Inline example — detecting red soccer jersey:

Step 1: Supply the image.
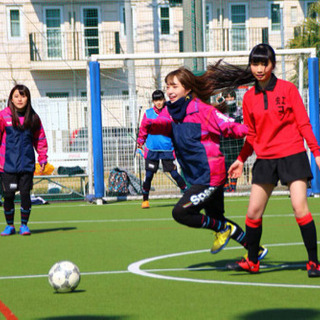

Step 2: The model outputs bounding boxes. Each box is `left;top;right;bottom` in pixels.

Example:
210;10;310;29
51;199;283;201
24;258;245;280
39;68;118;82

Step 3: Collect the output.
238;74;320;162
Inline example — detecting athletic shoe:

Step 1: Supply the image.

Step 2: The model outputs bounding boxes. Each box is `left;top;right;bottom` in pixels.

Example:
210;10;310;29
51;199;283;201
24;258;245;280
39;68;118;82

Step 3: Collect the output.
244;245;269;261
141;200;150;209
210;222;233;254
19;224;31;236
307;261;320;277
1;225;16;236
226;258;260;273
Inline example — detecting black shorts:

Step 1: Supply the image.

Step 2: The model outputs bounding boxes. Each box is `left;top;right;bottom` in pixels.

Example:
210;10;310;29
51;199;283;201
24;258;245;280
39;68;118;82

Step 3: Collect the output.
145;159;176;173
1;172;34;193
252;152;313;185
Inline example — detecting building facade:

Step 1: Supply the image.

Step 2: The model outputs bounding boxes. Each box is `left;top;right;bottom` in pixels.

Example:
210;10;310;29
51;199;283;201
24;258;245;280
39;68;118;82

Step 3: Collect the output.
0;0;316;100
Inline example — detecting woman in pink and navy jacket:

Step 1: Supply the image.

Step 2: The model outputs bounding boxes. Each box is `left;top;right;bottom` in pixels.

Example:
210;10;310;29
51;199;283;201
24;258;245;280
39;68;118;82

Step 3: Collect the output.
137;66;264;256
0;84;48;236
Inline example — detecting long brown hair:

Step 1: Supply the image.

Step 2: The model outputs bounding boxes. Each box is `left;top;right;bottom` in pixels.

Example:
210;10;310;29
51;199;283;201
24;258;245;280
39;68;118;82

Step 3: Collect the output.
8;84;41;133
165;61;254;109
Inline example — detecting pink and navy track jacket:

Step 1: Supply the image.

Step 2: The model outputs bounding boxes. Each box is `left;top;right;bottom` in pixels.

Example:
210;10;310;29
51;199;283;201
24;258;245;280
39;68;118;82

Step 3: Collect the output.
139;106;175;159
0;107;48;173
138;98;248;187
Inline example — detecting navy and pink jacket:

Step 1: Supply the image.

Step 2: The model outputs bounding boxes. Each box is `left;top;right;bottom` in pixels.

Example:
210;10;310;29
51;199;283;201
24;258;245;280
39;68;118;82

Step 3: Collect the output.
138;97;248;187
0;107;48;173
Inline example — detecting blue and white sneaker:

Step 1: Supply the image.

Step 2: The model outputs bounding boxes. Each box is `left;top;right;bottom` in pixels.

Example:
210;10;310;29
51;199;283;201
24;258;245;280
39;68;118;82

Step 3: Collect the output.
244;245;268;261
1;225;16;236
19;224;31;236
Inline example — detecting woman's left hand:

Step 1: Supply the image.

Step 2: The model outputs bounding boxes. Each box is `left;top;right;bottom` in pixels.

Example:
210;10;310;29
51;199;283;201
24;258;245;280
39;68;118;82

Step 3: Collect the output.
40;163;46;173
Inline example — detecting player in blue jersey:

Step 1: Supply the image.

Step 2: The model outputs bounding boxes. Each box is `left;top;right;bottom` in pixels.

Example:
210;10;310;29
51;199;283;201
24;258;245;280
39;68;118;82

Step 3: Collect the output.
137;90;187;208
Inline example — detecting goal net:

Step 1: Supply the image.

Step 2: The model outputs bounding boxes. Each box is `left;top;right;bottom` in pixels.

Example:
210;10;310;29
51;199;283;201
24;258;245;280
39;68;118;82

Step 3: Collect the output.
87;48;319;200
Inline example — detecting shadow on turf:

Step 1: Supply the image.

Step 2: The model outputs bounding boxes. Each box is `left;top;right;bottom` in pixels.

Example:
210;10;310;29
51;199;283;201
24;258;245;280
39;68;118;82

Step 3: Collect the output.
188;259;233;271
31;227;77;234
39;316;133;320
53;289;86;294
237;308;320;320
148;204;175;208
188;260;307;273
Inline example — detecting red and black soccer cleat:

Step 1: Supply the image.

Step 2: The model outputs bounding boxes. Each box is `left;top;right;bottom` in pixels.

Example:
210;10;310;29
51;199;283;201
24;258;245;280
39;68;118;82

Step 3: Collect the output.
306;261;320;278
226;258;260;273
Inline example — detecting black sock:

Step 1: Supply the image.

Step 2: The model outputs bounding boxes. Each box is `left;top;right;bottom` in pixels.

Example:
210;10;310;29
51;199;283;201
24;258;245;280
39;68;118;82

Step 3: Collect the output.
4;209;14;225
201;215;224;232
246;225;262;264
225;219;247;247
21;208;31;225
299;220;318;263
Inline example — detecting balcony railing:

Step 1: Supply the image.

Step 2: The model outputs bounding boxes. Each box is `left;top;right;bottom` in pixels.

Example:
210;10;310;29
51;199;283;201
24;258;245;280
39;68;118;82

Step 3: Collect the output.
206;27;270;52
29;27;276;62
29;30;123;61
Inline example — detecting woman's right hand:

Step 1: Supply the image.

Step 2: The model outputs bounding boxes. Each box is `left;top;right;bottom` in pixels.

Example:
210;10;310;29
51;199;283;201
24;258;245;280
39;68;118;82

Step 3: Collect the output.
228;160;244;179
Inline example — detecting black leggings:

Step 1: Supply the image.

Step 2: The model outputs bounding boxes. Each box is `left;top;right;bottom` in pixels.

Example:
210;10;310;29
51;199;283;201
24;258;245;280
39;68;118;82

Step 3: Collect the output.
4;190;31;211
172;184;247;246
172;185;225;231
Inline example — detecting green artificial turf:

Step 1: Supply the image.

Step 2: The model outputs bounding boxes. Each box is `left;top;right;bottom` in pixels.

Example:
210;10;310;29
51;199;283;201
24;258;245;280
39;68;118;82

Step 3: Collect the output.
0;196;319;319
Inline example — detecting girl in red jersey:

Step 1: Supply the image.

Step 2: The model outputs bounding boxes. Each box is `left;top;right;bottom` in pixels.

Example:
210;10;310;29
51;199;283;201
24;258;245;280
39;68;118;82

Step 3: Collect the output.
228;43;320;277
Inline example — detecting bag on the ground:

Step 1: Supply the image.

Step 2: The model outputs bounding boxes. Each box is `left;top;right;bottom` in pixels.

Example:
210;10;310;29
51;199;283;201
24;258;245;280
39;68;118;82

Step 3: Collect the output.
108;168;129;196
57;166;85;175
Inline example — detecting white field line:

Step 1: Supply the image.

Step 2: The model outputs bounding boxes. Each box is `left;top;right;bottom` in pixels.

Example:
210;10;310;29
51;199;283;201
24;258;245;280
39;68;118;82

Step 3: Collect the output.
1;242;320;288
29;196;305;211
16;211;320;226
127;243;320;289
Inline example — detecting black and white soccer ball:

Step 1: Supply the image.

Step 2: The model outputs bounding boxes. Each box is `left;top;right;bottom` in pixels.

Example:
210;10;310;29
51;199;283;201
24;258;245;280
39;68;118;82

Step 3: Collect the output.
48;261;81;293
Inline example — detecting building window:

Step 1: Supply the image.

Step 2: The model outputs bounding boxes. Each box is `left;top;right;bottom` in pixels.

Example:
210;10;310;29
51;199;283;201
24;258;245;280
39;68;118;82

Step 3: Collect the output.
83;7;99;57
271;3;281;31
217;8;224;24
307;1;317;19
178;30;183;52
45;8;62;58
262;28;269;44
81;91;104;97
121;7;127;36
160;6;171;35
10;9;20;37
46;92;69;98
7;7;22;39
294;26;302;38
120;6;136;38
230;4;247;51
206;4;213;51
169;0;182;5
291;6;298;24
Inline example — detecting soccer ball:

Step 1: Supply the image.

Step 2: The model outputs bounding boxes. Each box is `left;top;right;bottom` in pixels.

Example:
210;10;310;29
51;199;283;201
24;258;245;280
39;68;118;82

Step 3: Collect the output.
48;261;81;293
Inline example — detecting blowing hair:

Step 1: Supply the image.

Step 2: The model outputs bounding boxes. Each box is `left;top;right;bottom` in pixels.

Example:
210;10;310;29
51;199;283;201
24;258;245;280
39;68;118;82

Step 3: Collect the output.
165;61;254;107
8;84;41;133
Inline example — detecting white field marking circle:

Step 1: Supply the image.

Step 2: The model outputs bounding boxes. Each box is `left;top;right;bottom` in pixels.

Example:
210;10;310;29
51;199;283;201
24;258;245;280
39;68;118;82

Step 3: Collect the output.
128;242;320;289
